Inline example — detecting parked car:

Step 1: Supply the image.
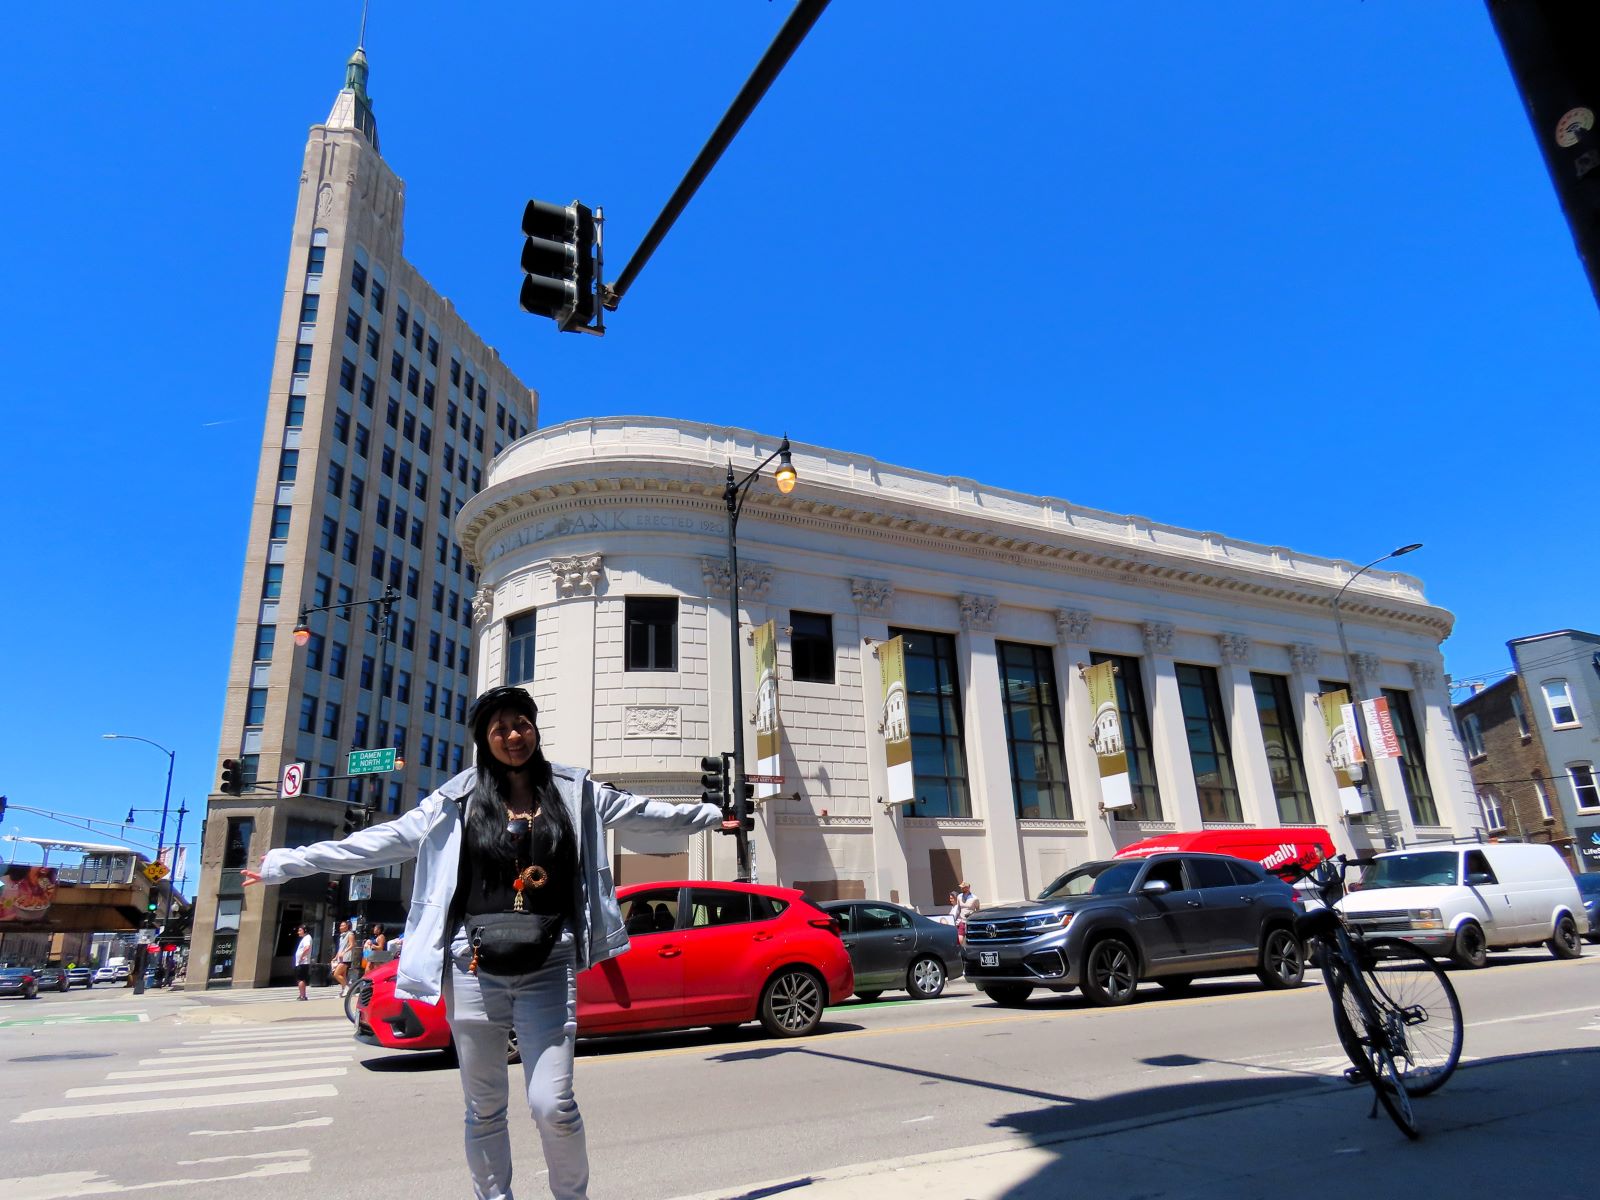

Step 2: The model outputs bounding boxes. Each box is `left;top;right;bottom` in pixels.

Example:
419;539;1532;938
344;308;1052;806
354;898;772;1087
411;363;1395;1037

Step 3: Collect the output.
1339;842;1588;967
1576;873;1600;944
32;966;70;993
65;967;94;989
817;899;962;1000
963;851;1306;1008
93;966;119;984
112;963;131;981
356;881;853;1059
0;967;41;1000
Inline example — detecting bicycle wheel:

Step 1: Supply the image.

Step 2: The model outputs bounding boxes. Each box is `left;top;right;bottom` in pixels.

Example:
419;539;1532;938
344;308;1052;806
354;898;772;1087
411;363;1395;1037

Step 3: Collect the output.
1330;981;1421;1139
1332;937;1462;1096
344;973;368;1025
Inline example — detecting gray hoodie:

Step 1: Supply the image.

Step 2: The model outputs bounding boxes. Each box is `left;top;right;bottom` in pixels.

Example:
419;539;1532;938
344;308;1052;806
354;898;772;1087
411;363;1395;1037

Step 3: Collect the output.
258;764;721;1003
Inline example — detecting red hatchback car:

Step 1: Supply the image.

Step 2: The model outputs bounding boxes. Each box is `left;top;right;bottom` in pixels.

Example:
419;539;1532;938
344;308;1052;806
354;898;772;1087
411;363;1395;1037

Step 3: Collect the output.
356;881;853;1057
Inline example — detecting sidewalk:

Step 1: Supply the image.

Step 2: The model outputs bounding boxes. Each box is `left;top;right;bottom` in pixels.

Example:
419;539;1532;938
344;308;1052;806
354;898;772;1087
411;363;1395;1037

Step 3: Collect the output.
668;1046;1597;1200
176;984;347;1025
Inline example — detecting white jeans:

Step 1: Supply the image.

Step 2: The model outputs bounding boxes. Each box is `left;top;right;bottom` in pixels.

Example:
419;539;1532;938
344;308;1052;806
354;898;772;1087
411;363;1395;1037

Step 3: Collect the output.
445;928;588;1200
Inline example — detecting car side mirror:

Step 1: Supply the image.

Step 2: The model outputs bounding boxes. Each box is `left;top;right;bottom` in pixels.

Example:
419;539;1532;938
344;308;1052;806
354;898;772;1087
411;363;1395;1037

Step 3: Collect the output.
1467;872;1493;887
1142;879;1172;896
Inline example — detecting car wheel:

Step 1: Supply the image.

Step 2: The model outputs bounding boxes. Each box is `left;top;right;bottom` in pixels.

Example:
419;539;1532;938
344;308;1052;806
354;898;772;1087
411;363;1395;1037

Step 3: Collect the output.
982;984;1033;1007
1081;937;1139;1007
1548;914;1582;960
1450;922;1488;969
854;990;883;1003
906;956;947;1000
1156;975;1194;994
1258;927;1306;989
759;968;825;1038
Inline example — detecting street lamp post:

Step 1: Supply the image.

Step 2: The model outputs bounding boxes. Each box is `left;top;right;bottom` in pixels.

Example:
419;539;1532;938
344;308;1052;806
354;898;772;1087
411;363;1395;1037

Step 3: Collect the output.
102;732;175;885
1331;542;1422;847
722;437;797;883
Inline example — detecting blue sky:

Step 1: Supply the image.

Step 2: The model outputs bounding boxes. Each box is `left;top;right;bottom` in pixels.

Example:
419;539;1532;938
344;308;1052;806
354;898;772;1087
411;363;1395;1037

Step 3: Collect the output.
1;3;1594;874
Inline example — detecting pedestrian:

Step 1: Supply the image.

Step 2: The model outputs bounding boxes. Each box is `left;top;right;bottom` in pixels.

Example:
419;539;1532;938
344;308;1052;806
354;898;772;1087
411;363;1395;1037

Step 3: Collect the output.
956;881;981;920
243;684;722;1200
362;923;388;971
293;925;313;1000
333;920;355;997
946;890;961;922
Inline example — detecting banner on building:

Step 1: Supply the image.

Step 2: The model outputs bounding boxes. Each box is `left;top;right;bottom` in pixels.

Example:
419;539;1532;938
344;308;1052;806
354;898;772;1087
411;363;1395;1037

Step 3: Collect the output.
752;620;783;797
1339;703;1367;765
879;636;915;804
1319;690;1369;814
0;865;58;922
1085;660;1133;809
1361;696;1402;759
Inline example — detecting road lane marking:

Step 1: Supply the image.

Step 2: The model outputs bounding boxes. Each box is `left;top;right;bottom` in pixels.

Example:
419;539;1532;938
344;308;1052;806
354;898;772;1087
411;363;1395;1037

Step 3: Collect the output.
0;1153;310;1198
143;1046;355;1066
109;1054;353;1079
13;1085;338;1123
1467;1005;1598;1029
66;1067;347;1098
185;1030;352;1045
190;1117;334;1137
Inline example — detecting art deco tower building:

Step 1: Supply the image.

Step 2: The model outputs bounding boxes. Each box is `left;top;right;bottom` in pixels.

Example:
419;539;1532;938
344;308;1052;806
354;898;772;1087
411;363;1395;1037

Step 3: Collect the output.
188;48;537;987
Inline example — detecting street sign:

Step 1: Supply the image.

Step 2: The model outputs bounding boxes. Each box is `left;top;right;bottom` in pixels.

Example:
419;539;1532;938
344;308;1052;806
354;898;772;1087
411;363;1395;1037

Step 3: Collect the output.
744;773;784;785
348;748;397;775
282;762;305;799
348;873;373;901
141;862;169;882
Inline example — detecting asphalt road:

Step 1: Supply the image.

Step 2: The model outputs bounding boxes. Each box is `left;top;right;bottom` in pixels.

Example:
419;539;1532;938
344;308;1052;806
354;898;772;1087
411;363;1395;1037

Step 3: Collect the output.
0;951;1595;1199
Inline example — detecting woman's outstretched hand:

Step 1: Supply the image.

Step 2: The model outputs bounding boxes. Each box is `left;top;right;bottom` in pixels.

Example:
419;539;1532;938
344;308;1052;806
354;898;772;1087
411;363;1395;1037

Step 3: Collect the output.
241;856;269;887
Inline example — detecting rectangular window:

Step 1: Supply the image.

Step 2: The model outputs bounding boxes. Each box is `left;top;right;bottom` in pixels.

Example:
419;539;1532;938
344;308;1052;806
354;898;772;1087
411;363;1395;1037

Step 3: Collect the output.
263;563;285;600
1570;763;1600;810
329;641;346;680
412;321;424;352
270;505;292;538
326;461;343;498
419;425;432;454
387;555;401;588
376;496;389;527
1460;712;1485;759
428;630;441;662
349;476;364;511
320;516;338;552
365;325;380;360
1383;688;1439;826
1090;653;1162;820
422;379;435;410
1478;789;1505;833
359;374;375;408
369;546;384;580
1536;775;1554;820
345;308;362;342
313;574;333;607
398;459;412;489
222;817;255;870
277;449;298;482
253;625;275;662
452;745;464;773
407;366;420;396
427;336;439;365
305;633;325;670
1542;680;1579;727
437;534;448;565
396;307;409;337
342;528;359;564
432;582;445;612
424;682;437;714
390;351;404;382
332;409;350;444
402;411;416;441
386;398;399;429
392;505;407;536
406;567;419;599
299;696;318;733
1250;673;1313;823
381;446;395;476
350;261;367;295
397;671;411;704
299;294;319;323
451;359;461;385
414;470;428;501
1176;664;1241;822
447;591;459;621
1511;691;1529;738
285;396;306;427
293;344;313;374
506;612;536;683
306;245;325;275
322;701;342;739
419;733;432;764
354;423;370;458
359;655;374;690
998;641;1070;819
371;279;385;312
240;755;260;788
790;611;835;684
625;597;678;671
244;687;268;725
354;712;369;747
889;628;971;818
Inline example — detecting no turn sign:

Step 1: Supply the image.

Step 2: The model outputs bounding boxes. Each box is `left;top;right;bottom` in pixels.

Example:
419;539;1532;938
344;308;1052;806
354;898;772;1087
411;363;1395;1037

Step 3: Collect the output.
282;762;305;799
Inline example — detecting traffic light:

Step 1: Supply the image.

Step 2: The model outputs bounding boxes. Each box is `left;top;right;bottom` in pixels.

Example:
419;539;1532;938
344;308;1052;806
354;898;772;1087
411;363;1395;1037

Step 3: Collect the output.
700;754;730;809
220;760;242;796
326;876;341;907
342;806;362;837
0;795;7;824
520;198;596;331
732;780;756;831
145;895;158;914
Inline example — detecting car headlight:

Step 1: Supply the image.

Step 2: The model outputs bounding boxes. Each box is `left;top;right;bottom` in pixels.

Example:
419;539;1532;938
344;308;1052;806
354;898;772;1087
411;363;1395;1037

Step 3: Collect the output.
1408;907;1443;929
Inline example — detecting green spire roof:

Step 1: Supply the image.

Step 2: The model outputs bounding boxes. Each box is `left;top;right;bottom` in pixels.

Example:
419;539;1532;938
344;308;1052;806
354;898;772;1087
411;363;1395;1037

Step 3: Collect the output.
327;45;380;152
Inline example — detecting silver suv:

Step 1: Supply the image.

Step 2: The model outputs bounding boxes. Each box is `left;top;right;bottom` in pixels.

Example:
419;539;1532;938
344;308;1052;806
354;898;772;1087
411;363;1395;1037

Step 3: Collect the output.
962;851;1305;1007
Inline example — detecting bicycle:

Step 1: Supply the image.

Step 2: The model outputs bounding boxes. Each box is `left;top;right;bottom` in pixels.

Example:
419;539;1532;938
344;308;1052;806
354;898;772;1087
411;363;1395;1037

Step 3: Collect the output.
1288;855;1464;1139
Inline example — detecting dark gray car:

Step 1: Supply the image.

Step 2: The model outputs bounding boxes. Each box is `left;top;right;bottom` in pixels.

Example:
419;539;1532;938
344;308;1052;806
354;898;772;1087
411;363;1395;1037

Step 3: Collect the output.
962;852;1305;1008
819;900;963;1000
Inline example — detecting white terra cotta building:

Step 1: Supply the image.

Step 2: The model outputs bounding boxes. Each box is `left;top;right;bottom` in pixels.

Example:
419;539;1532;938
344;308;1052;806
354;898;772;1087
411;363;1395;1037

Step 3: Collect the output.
455;417;1476;910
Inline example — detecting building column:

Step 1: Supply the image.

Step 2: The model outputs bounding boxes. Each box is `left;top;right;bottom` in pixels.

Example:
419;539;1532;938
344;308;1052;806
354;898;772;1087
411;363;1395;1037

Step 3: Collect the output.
1218;634;1276;827
1143;622;1202;830
958;596;1025;904
852;579;910;904
547;556;603;778
1409;658;1474;835
1054;608;1117;862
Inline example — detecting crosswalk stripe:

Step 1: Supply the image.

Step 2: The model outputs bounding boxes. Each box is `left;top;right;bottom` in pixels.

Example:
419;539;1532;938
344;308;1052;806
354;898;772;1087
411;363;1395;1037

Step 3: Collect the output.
13;1084;339;1123
140;1046;354;1067
66;1067;347;1099
109;1054;354;1080
184;1031;352;1047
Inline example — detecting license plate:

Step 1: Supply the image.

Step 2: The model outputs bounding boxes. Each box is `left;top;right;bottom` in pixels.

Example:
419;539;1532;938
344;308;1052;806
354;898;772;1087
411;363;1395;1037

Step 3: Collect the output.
980;951;999;968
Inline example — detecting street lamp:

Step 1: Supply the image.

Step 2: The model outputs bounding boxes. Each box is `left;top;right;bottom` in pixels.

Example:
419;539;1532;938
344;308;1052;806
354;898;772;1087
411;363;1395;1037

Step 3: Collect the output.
102;733;175;881
1331;542;1422;846
723;436;798;883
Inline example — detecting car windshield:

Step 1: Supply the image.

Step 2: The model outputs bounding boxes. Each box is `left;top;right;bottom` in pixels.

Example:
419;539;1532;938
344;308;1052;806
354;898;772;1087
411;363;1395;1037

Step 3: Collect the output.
1359;851;1459;889
1038;860;1141;900
1575;875;1600;897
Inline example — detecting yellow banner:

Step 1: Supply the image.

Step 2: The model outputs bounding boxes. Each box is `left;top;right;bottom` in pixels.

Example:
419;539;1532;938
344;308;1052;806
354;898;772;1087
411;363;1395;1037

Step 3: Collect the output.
880;636;914;803
1318;690;1357;790
753;620;781;795
1085;660;1133;809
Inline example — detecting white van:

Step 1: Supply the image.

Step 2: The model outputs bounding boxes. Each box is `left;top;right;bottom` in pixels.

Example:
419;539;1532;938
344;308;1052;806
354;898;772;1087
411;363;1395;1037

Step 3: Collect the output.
1338;842;1587;967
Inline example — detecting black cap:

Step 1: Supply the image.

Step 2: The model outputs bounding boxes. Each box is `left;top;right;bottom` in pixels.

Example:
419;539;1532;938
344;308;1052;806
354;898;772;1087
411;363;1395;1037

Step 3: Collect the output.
467;686;538;742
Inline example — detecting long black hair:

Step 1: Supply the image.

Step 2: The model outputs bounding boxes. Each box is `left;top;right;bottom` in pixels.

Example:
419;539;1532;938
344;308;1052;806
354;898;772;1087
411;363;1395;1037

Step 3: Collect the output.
463;687;574;881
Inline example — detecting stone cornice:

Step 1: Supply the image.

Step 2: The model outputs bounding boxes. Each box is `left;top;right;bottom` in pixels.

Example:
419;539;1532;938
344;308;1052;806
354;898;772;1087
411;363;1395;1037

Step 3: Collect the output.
457;417;1453;638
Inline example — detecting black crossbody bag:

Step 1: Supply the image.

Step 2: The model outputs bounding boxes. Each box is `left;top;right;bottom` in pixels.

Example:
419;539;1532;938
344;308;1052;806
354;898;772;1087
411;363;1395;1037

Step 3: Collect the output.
466;911;564;976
